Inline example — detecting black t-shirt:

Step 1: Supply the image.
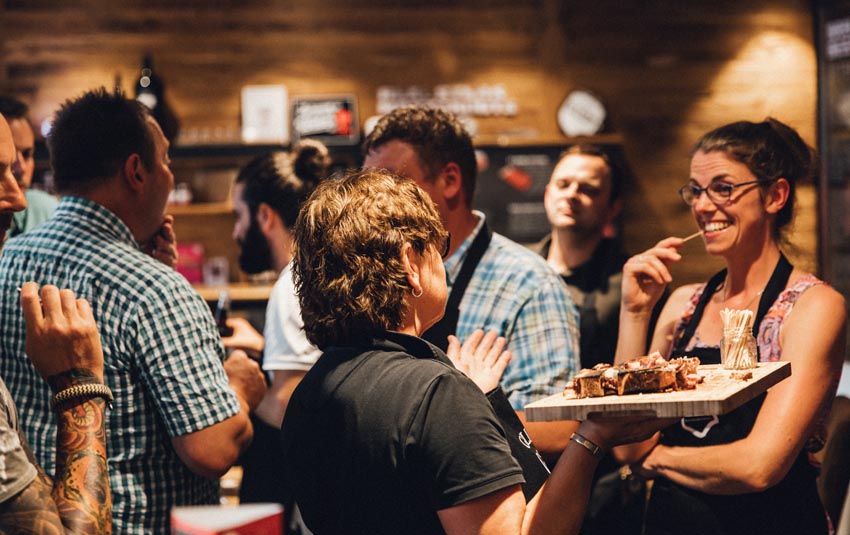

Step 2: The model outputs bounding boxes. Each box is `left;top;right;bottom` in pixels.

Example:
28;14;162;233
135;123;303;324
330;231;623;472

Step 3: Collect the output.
281;332;525;535
536;236;627;369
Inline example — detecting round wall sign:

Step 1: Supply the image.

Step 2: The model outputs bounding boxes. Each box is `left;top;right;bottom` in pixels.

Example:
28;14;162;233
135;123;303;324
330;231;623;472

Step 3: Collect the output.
557;90;606;137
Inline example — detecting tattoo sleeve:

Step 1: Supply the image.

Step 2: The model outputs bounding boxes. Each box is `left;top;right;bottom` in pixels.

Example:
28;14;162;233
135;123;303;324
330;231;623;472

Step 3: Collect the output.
53;396;112;534
0;367;112;535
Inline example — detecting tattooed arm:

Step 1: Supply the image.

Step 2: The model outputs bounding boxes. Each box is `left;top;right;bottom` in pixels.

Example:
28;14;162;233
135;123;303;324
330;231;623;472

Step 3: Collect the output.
0;283;111;534
0;396;109;535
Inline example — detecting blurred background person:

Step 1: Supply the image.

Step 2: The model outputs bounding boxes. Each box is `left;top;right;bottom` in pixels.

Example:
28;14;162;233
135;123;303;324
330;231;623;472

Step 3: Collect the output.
538;144;627;370
0;95;59;238
223;140;330;531
616;118;845;535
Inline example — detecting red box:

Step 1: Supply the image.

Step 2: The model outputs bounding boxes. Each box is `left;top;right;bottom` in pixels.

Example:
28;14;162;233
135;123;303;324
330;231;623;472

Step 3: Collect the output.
171;503;283;535
175;242;205;284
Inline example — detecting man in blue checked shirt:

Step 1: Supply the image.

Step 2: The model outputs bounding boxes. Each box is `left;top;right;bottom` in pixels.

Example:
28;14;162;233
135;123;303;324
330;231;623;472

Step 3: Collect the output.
0;88;267;534
363;106;581;468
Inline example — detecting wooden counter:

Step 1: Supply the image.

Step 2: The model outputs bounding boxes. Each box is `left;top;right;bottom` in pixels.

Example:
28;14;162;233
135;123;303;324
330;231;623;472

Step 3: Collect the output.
193;283;273;303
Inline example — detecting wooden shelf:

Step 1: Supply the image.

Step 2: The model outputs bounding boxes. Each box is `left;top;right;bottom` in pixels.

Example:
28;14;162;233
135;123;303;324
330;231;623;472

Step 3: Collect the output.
472;132;624;147
193;283;274;302
169;201;233;216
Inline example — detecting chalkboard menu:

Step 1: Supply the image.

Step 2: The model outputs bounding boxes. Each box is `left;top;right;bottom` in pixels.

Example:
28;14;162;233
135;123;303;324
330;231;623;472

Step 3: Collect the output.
817;1;850;306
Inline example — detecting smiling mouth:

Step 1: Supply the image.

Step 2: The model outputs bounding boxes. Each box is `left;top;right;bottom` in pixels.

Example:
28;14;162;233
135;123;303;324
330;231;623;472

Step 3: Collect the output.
703;221;731;232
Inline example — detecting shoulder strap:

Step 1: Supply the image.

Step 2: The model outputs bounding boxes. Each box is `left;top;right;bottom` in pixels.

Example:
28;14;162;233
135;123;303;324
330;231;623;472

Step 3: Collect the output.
675;269;726;352
753;254;793;333
445;222;493;312
421;223;493;351
673;254;793;353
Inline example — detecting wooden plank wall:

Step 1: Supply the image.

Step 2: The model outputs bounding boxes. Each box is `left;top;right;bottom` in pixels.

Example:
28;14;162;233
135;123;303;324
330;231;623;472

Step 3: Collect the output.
0;0;818;285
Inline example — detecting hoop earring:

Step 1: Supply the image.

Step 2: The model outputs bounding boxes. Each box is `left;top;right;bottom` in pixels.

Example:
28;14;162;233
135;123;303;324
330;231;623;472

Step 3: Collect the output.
411;286;423;298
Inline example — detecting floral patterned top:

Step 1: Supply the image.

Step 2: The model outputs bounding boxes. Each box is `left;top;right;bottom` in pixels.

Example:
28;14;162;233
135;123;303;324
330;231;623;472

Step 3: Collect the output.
671;273;824;361
670;273;828;452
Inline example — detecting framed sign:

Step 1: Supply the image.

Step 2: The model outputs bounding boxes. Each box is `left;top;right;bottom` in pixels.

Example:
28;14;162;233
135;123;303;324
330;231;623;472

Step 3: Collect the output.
291;95;359;145
241;85;289;144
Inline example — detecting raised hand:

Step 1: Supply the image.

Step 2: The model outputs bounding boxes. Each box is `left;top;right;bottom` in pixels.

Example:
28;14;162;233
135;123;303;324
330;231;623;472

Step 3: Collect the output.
446;329;511;394
143;215;178;268
221;317;264;360
20;282;104;385
621;237;684;314
224;349;267;411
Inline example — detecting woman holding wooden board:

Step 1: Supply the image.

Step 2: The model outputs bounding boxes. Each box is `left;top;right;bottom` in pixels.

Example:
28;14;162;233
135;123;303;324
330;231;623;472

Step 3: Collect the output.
615;118;846;534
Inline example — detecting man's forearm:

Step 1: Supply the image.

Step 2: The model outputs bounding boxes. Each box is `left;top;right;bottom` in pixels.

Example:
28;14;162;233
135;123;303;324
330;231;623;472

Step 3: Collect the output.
47;368;112;535
53;397;111;535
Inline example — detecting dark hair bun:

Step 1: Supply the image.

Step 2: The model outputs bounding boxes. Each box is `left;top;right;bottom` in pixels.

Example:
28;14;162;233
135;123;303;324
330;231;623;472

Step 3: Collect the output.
292;139;331;183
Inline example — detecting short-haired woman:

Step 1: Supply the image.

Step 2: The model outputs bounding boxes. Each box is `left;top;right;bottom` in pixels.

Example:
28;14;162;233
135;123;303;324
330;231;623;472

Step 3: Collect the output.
281;168;666;535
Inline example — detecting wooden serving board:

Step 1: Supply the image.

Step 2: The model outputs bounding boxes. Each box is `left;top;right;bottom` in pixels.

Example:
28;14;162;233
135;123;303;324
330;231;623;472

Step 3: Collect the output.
524;361;791;421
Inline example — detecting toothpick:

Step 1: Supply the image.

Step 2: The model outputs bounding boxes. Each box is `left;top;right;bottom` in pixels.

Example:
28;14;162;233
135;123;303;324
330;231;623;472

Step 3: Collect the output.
680;230;703;243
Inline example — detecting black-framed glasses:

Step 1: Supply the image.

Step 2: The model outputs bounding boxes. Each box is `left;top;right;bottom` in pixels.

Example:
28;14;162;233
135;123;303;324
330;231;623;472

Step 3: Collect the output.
439;233;451;259
678;179;776;206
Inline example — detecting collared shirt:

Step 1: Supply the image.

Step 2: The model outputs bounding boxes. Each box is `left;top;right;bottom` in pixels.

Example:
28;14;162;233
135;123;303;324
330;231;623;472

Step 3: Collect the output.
8;188;59;238
0;196;240;535
444;212;580;410
282;330;524;534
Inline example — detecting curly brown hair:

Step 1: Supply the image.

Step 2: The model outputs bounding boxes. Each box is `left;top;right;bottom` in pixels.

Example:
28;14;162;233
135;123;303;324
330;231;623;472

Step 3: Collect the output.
293;168;448;349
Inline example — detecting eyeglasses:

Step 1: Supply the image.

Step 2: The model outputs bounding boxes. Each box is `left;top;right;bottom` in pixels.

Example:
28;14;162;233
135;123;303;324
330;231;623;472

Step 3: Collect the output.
439;233;451;259
678;179;775;206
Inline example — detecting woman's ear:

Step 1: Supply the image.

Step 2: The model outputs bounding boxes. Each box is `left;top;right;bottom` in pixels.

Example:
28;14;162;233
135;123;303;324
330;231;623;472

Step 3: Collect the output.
401;242;422;295
764;178;790;215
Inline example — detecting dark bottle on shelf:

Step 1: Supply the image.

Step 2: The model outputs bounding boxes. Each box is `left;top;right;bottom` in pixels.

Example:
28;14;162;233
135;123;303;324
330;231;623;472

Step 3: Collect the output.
114;72;123;96
134;54;180;142
135;54;163;114
214;291;234;337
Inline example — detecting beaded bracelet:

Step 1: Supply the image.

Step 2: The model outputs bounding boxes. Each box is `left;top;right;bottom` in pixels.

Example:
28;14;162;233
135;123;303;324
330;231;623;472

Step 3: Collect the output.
50;383;114;411
570;431;605;458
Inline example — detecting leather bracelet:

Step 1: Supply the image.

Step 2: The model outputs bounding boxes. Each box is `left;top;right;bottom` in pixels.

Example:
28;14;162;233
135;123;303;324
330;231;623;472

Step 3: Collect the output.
50;383;114;411
570;431;605;458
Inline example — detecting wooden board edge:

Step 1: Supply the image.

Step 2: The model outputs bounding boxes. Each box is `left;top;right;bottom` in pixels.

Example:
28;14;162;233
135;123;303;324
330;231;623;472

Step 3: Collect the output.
525;361;792;422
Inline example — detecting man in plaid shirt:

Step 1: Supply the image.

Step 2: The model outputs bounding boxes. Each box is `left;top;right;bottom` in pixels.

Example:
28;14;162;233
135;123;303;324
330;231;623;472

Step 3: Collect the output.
0;88;266;534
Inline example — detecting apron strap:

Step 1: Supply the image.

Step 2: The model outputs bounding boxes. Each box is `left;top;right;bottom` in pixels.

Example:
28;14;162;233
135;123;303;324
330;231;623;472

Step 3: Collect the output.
445;222;492;313
673;253;793;356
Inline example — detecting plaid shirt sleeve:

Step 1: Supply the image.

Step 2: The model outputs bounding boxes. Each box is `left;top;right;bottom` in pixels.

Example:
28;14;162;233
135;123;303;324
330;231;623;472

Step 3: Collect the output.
454;233;581;412
499;272;580;410
132;280;240;437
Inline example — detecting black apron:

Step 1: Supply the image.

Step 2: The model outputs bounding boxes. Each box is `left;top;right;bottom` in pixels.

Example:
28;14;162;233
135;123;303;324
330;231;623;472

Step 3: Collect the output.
422;223;550;502
644;254;827;535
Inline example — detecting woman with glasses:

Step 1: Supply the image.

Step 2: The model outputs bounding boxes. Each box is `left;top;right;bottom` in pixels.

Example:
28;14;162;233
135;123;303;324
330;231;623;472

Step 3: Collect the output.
615;118;846;535
280;168;668;535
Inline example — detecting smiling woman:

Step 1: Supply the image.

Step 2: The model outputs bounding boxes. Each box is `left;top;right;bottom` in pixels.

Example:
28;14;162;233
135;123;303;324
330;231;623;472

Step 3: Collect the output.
614;118;846;535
